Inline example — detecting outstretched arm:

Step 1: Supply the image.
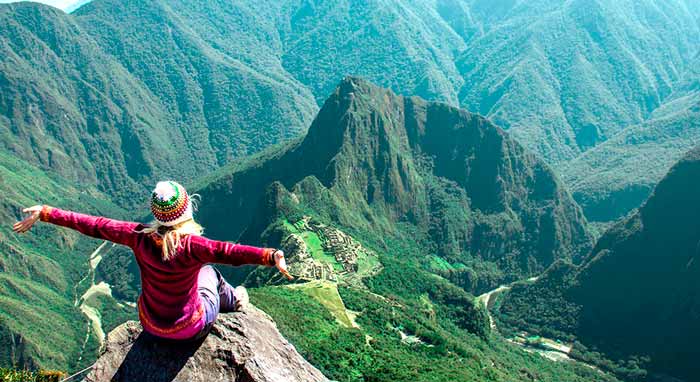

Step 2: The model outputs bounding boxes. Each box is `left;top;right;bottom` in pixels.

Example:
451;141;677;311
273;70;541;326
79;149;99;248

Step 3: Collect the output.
13;205;140;248
187;235;292;279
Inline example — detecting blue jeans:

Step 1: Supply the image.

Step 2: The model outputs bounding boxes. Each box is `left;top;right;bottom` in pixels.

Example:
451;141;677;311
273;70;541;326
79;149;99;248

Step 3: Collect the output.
196;265;237;336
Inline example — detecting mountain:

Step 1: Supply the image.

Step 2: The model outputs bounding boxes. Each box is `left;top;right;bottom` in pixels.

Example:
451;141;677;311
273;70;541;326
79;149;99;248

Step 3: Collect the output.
5;0;700;218
1;0;699;377
2;0;699;222
84;306;329;382
496;145;700;381
0;1;317;205
0;74;608;381
454;0;700;221
65;0;91;13
195;77;592;293
456;0;699;161
562;52;700;221
233;0;700;180
240;0;467;104
238;0;700;222
0;150;134;371
186;77;613;382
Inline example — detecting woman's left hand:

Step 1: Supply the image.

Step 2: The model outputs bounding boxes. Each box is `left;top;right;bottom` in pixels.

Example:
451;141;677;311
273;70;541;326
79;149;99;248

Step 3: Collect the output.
274;250;293;280
13;205;43;234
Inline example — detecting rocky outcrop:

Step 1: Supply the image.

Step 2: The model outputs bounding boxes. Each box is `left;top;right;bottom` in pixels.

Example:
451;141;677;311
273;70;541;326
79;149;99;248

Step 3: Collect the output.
83;305;328;382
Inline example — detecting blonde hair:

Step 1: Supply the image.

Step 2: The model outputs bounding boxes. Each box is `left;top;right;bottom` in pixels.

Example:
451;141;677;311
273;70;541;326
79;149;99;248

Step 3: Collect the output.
141;193;203;261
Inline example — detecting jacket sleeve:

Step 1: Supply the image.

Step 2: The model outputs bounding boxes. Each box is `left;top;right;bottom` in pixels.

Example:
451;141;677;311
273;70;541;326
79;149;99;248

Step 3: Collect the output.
40;205;140;248
186;235;276;267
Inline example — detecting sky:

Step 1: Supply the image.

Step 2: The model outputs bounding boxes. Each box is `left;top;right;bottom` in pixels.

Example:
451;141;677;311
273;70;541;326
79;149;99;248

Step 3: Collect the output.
0;0;89;12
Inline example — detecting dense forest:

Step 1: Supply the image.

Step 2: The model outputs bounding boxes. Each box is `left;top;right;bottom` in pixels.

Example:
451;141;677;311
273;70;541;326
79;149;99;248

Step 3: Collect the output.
496;146;700;381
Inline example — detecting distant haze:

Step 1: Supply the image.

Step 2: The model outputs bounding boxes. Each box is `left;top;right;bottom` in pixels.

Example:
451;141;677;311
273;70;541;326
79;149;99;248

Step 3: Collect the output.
0;0;89;12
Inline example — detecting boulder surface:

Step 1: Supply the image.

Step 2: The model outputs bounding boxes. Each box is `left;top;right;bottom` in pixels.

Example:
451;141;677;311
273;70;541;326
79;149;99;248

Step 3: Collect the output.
83;305;329;382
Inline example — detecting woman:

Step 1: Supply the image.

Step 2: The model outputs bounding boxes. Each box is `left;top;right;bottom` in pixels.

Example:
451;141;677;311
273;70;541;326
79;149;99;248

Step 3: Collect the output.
12;181;291;341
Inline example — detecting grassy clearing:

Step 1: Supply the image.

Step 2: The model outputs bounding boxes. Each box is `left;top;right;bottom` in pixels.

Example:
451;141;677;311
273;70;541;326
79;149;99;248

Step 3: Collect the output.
282;219;342;271
302;231;342;270
287;280;358;328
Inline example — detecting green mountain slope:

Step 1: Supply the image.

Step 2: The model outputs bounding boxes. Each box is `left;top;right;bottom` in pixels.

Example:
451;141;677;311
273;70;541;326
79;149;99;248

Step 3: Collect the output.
563;53;700;221
244;0;467;104
191;77;612;382
0;149;134;371
74;0;318;166
457;0;699;163
0;3;163;201
496;145;700;381
3;0;700;220
2;0;699;376
0;1;317;205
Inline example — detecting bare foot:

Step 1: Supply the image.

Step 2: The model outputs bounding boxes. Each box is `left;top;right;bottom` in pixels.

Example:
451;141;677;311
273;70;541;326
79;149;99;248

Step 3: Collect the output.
233;286;249;311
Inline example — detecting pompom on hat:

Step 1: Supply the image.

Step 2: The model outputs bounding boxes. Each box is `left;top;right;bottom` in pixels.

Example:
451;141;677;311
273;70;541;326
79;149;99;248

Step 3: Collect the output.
150;181;193;226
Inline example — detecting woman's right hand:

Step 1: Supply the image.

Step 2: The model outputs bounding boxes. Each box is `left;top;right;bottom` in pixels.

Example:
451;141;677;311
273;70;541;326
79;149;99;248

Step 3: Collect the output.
274;250;293;280
12;205;43;234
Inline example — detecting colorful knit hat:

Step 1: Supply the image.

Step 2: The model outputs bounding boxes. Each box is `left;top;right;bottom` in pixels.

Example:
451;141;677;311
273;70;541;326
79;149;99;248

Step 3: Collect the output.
150;181;193;226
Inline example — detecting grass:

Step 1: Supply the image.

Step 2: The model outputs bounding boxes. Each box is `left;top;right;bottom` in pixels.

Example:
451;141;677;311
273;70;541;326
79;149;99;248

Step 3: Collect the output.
250;280;619;382
427;255;467;272
286;280;357;328
301;231;341;270
283;219;343;271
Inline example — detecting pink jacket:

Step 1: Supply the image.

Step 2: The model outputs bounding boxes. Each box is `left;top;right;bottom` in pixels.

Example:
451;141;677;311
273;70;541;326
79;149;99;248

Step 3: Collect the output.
40;206;275;339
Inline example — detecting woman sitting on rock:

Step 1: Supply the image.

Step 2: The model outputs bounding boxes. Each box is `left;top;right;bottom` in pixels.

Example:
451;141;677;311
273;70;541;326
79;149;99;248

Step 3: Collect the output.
12;181;291;341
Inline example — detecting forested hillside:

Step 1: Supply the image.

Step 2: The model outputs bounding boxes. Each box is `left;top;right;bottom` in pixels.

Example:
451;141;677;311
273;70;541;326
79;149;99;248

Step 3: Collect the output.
3;0;699;219
496;145;700;381
193;77;608;382
194;77;592;294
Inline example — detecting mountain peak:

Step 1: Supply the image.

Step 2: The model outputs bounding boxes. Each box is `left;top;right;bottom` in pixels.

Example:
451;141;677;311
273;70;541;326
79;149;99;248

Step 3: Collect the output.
335;75;384;96
196;78;592;292
84;305;328;382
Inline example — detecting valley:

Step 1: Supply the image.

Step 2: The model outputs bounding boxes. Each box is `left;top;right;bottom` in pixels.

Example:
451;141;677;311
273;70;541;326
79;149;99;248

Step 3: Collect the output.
477;276;605;371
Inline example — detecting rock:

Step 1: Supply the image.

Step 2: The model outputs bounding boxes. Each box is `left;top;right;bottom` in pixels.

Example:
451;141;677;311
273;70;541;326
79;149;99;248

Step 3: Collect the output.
83;305;329;382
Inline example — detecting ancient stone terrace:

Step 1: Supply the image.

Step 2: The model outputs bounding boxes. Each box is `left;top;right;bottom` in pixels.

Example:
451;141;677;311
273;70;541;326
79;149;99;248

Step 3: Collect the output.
282;234;336;282
285;216;378;281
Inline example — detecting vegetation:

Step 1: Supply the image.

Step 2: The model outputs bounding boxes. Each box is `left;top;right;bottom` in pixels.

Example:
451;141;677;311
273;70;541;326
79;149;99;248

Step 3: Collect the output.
2;0;697;218
0;1;317;208
0;150;135;371
196;78;625;381
0;368;65;382
286;281;357;328
1;0;699;379
197;78;593;296
562;78;700;221
251;279;618;382
495;146;700;381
